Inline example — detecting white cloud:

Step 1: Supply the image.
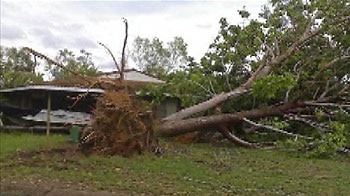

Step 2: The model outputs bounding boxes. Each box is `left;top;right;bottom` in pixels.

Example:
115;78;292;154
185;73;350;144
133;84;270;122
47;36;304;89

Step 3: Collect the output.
0;24;26;40
1;0;268;72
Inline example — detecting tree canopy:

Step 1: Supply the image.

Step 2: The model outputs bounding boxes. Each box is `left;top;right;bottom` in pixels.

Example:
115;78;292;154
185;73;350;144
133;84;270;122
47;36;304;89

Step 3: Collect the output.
130;36;190;79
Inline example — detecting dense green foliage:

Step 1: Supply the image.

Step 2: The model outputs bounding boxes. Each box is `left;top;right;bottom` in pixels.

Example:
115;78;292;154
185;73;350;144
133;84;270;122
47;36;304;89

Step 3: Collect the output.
130;36;190;79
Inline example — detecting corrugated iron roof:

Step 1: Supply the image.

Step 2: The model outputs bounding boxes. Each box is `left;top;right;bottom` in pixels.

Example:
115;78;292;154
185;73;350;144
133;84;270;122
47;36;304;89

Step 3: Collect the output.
0;85;105;93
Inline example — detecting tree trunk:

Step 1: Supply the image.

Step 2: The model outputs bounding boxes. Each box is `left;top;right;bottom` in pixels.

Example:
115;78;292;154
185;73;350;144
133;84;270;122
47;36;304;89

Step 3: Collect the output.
158;101;304;137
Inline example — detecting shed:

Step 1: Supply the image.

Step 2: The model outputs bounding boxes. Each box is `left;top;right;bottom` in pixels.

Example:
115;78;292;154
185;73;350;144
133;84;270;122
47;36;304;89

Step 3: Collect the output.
0;85;103;112
0;74;180;129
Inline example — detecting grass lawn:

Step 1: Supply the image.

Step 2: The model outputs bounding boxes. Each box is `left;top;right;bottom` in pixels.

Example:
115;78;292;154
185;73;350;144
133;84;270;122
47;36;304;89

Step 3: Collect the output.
0;131;67;159
0;131;349;195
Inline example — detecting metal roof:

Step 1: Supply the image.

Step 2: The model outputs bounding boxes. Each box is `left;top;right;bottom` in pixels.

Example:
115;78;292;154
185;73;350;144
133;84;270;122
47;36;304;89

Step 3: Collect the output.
99;69;165;83
0;85;105;93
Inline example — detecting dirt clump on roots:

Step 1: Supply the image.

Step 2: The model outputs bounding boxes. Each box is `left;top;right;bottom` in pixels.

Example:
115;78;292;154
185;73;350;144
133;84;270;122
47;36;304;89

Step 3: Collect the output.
80;90;155;157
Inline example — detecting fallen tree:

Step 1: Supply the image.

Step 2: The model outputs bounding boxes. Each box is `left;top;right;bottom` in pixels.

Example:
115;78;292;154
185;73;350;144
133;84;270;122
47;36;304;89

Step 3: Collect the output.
151;0;350;155
22;0;349;157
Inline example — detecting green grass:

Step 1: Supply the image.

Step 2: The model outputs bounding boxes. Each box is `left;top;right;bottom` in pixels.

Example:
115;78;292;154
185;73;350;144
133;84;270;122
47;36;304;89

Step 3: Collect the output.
0;131;68;159
1;132;349;195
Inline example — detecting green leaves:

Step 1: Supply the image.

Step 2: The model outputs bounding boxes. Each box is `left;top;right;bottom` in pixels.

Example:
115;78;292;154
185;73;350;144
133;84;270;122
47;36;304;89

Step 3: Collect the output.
130;36;190;79
251;72;297;100
310;121;347;158
53;49;97;78
238;6;250;19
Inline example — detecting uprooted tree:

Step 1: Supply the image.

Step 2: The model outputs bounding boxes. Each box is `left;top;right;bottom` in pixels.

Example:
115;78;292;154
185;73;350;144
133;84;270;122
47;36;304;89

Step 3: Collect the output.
22;0;349;157
150;0;350;156
22;19;156;157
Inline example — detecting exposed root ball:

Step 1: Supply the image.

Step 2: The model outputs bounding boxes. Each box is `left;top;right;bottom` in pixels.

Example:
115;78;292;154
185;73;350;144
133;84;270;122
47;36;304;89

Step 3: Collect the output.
80;90;153;157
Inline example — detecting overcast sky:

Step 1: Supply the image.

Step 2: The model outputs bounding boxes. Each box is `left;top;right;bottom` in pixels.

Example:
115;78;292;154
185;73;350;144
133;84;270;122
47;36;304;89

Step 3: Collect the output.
1;0;268;71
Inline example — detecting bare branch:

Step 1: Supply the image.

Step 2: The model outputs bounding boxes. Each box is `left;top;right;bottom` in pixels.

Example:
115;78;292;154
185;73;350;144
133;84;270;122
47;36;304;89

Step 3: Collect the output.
285;62;302;102
189;80;214;95
319;81;341;99
120;18;128;81
274;37;280;56
33;55;37;74
284;114;331;132
221;58;232;91
315;55;350;78
208;79;217;94
243;118;313;139
256;37;275;58
98;42;120;72
23;47;92;85
304;102;350;108
312;87;320;100
218;125;258;148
